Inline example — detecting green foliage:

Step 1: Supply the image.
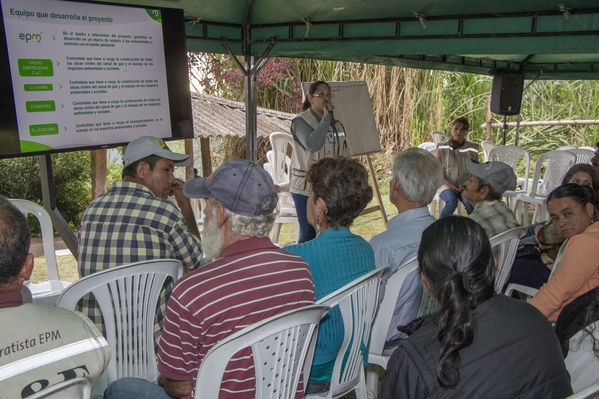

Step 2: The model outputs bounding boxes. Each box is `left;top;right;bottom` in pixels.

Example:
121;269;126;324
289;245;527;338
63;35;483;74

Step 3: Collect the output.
0;152;91;233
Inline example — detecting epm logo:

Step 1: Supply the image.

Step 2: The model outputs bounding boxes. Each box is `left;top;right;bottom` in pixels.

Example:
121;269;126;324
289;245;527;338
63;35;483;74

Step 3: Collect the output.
19;32;42;43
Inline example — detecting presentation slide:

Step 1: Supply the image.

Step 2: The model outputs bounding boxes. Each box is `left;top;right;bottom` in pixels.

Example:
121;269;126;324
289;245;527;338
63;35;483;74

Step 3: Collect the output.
1;0;173;154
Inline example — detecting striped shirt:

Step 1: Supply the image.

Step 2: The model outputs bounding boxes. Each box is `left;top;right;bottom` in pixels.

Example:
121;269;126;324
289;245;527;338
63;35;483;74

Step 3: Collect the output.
157;237;314;399
78;181;203;348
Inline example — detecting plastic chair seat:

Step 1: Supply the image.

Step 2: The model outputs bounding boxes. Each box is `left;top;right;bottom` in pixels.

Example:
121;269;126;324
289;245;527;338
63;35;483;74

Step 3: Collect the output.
193;304;330;399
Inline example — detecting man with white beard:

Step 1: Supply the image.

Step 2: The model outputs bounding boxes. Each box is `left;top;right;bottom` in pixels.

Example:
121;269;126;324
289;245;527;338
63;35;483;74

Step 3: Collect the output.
104;159;315;399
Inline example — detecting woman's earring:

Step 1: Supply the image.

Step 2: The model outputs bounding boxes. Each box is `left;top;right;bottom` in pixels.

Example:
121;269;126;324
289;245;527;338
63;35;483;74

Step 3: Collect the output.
316;217;321;235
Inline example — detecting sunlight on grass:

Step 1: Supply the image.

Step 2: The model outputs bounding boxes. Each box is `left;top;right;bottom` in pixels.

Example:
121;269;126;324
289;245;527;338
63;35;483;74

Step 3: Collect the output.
31;255;79;283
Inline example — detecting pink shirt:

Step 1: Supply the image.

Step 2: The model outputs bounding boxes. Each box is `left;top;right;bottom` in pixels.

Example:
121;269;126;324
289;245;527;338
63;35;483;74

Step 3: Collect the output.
157;237;314;399
530;222;599;321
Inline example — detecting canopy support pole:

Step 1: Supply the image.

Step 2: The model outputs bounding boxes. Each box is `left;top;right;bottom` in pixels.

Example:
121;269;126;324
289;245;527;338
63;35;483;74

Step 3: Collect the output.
222;37;276;162
38;155;79;258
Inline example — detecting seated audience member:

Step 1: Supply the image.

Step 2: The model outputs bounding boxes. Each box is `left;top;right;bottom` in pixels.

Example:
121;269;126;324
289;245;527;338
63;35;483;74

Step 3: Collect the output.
369;148;443;344
462;159;519;237
435;117;479;218
510;164;599;290
530;184;599;321
78;136;203;348
104;160;314;399
0;197;110;397
379;216;572;399
555;286;599;392
285;156;374;393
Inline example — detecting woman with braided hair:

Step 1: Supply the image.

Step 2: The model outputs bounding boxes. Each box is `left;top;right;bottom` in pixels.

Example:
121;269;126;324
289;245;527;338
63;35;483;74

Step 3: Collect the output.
379;216;572;398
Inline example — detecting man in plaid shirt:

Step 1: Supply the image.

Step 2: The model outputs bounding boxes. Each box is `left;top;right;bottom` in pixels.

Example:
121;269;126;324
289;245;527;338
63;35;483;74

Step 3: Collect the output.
78;136;203;349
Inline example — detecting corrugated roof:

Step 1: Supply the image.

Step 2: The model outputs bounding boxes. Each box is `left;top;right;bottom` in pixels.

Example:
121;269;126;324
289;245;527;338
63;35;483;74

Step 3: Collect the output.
191;92;294;138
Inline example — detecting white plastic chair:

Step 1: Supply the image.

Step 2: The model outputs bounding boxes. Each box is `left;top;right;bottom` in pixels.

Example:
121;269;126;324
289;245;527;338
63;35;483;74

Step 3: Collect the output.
566;379;599;399
27;377;92;399
557;145;578;151
565;320;599;394
504;239;569;298
481;140;496;162
431;130;449;146
489;227;524;293
366;259;416;398
418;142;436;152
513;150;576;225
488;146;531;207
567;148;595;164
306;268;383;399
193;304;330;399
8;199;72;305
56;259;183;386
269;132;300;243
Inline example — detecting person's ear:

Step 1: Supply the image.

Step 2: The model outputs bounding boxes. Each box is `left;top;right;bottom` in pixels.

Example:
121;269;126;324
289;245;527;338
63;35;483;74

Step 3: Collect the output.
479;185;490;198
316;197;327;217
136;161;149;180
217;204;228;228
18;253;34;285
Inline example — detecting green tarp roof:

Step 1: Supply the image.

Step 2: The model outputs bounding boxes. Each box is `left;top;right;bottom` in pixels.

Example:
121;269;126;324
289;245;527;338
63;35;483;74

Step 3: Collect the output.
99;0;599;79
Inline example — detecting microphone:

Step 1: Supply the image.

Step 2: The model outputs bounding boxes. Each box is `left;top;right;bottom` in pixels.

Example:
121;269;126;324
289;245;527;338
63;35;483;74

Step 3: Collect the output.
324;100;335;121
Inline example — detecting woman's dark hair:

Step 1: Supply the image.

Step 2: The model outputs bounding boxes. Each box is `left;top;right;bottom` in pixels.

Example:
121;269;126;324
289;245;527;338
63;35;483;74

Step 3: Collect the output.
547;183;597;220
562;163;599;206
418;216;495;387
452;117;470;130
306;156;372;228
302;80;329;111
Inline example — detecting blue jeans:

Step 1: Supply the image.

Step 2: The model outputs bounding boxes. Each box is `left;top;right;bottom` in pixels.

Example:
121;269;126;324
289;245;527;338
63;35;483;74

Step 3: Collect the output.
439;188;473;218
291;193;316;243
104;377;171;399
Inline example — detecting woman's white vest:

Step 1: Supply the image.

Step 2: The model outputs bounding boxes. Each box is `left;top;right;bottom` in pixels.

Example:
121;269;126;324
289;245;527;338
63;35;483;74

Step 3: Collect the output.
289;109;346;196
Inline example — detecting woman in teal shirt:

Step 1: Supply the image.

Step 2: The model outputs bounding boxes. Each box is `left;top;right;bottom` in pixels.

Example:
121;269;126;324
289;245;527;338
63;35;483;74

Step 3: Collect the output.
285;156;375;394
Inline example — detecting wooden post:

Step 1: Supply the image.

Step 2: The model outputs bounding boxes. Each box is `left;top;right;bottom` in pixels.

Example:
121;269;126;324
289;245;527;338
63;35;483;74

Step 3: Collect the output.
200;137;212;177
91;149;107;199
362;154;388;227
184;138;194;181
485;98;493;141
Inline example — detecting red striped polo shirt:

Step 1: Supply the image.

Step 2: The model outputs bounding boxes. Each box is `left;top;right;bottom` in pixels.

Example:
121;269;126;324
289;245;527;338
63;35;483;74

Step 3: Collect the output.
157;236;315;398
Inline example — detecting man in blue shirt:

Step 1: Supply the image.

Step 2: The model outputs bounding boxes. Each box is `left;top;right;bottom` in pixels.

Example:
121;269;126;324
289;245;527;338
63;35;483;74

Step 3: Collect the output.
369;148;443;344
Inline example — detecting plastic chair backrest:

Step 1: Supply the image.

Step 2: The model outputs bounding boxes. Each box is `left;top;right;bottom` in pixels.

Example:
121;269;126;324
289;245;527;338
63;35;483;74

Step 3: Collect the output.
567;149;595;164
557;145;578;151
8;199;60;281
565;379;599;399
56;259;183;384
193;304;330;399
481;140;496;162
418;142;437;152
488;146;531;190
489;227;524;293
431;131;449;146
316;268;383;398
529;150;577;197
369;261;416;358
269;132;294;187
27;377;92;399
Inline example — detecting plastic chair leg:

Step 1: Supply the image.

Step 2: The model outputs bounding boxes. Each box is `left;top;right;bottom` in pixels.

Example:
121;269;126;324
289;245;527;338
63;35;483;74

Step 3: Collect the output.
272;222;282;243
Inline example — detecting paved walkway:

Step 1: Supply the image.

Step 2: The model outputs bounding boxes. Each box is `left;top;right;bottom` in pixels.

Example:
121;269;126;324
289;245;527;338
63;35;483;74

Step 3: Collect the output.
29;236;72;257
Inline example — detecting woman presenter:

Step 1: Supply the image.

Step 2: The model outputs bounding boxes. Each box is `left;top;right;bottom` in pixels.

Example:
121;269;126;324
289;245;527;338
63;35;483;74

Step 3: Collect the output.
290;81;346;243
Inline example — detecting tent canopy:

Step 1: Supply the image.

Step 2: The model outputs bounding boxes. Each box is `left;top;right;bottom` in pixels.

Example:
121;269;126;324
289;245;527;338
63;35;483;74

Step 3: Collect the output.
99;1;599;79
